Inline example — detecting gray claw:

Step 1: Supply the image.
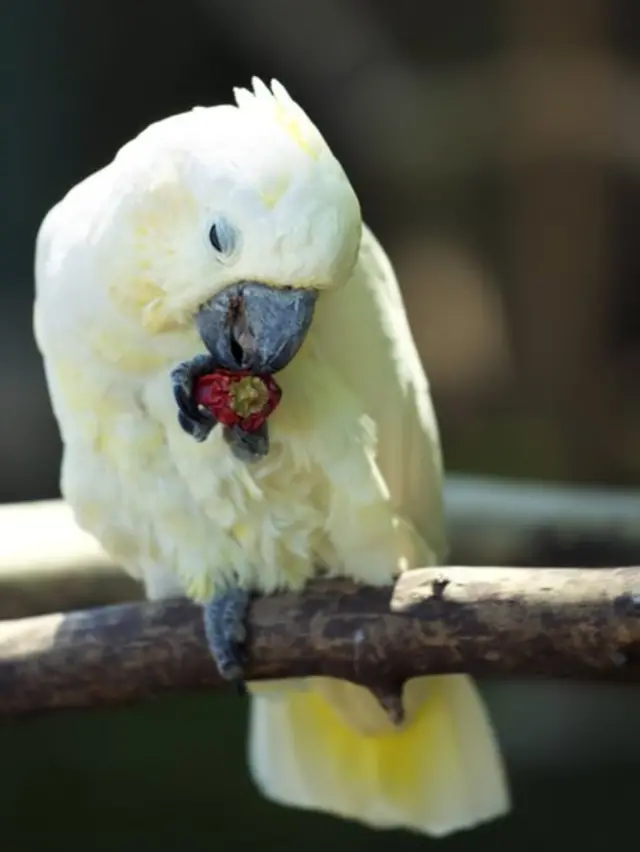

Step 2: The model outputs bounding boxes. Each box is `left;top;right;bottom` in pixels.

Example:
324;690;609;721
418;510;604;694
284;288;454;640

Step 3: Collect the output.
178;410;216;443
171;354;218;442
224;423;270;463
202;587;251;683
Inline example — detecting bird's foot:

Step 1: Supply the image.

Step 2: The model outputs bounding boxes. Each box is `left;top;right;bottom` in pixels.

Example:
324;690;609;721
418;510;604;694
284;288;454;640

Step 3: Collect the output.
170;353;218;442
369;682;406;727
223;422;270;463
203;587;251;692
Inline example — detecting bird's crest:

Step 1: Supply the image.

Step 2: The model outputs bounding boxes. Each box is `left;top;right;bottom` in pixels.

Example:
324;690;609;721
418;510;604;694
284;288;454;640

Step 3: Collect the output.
233;77;325;161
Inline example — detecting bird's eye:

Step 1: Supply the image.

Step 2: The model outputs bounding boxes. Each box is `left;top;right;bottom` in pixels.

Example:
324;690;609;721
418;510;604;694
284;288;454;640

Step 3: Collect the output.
208;218;236;256
209;223;223;251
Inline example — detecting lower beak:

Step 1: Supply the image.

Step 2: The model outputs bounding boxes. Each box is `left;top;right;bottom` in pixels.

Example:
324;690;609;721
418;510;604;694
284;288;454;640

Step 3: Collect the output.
196;281;318;374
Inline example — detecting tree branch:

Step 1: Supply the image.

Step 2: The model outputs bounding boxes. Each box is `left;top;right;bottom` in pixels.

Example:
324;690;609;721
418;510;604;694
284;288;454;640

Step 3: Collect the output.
2;566;640;718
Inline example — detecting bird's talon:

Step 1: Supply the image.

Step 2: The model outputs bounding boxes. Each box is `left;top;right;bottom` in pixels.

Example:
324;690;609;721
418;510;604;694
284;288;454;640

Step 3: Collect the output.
178;411;213;443
224;423;270;463
203;587;251;687
171;354;219;441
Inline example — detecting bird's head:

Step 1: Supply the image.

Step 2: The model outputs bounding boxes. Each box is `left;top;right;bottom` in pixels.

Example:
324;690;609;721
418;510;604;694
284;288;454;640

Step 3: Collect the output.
101;78;362;374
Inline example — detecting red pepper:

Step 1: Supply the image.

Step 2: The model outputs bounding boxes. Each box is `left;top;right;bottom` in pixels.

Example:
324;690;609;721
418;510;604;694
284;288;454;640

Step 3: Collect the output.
194;369;282;433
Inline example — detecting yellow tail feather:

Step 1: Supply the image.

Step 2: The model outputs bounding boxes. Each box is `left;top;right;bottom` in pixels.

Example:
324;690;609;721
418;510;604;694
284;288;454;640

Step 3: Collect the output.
248;674;509;836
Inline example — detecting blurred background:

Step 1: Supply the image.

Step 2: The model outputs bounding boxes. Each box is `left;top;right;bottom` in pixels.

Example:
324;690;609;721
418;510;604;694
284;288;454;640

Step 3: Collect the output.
1;0;639;849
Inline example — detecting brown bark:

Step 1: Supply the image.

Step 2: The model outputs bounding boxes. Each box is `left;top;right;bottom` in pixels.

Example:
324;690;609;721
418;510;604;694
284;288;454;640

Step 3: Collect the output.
1;566;640;718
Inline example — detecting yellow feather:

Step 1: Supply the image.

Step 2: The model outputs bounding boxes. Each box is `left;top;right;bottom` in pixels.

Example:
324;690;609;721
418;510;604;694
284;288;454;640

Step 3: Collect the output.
259;171;291;209
274;102;321;160
234;77;324;161
249;675;509;835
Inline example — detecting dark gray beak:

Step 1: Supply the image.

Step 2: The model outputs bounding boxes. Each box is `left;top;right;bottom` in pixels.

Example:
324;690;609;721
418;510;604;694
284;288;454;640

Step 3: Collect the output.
196;281;318;374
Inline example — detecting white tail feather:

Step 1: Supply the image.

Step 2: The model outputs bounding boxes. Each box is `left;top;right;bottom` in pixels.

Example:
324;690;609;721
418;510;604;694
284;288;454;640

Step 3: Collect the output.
248;674;509;836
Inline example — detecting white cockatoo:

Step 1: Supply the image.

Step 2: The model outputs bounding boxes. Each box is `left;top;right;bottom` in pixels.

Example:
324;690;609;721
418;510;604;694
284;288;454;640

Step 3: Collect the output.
34;77;509;836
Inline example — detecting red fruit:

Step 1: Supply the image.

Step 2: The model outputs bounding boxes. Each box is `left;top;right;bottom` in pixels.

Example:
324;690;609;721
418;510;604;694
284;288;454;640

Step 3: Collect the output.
194;369;282;433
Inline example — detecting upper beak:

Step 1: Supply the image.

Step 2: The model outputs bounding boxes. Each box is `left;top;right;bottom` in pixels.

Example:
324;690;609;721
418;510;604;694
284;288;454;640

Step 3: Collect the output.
195;281;318;374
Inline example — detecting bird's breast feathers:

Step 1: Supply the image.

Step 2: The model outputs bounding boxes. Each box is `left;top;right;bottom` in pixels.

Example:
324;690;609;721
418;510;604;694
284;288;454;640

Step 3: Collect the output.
64;337;407;602
141;342;405;598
